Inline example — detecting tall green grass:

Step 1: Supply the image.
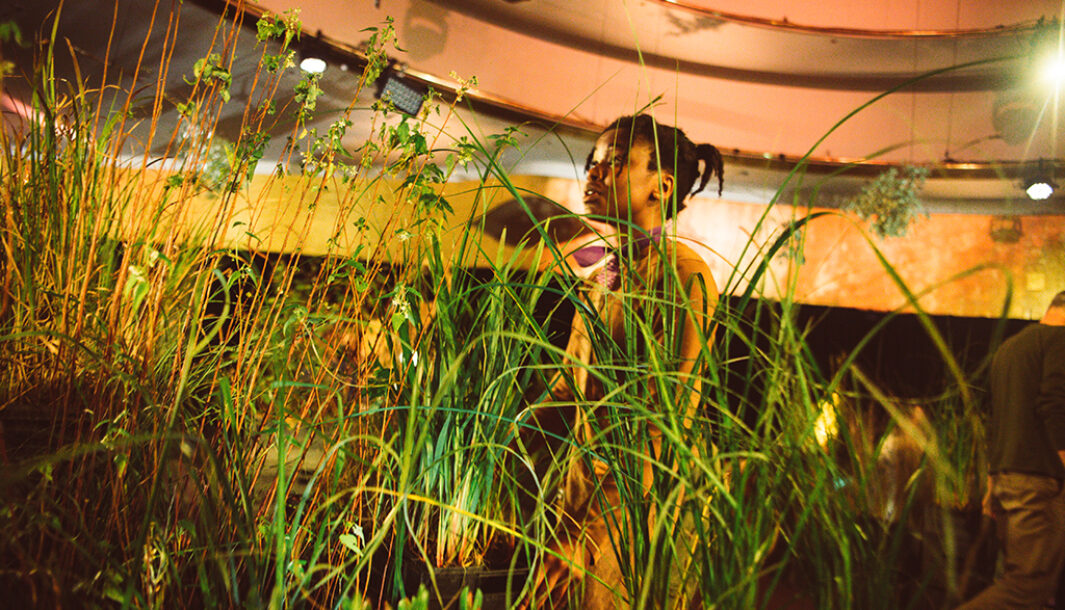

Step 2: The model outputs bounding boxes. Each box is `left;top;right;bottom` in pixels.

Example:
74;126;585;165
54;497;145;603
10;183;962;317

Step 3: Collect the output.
0;3;1007;608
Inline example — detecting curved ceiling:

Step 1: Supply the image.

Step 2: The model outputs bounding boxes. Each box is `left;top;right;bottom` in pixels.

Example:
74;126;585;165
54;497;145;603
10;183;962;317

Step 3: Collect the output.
3;0;1063;212
648;0;1052;36
248;0;1065;168
431;0;1043;88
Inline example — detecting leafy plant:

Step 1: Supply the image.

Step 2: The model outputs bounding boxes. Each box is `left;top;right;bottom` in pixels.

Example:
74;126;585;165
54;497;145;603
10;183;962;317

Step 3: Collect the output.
842;165;930;238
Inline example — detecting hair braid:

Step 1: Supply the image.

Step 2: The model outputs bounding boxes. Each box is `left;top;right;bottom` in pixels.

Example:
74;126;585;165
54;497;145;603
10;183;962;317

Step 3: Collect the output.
692;143;724;198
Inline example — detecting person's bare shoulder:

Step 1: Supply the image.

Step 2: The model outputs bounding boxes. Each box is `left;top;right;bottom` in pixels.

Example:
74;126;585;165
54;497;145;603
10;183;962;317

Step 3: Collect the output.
635;238;717;305
644;238;712;280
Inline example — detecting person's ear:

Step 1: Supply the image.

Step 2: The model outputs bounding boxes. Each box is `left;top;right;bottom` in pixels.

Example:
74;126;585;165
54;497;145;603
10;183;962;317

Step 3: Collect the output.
654;173;675;203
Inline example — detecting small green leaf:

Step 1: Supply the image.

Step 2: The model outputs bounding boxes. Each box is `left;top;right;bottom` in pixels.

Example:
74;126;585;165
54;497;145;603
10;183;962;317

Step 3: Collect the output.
339;533;360;552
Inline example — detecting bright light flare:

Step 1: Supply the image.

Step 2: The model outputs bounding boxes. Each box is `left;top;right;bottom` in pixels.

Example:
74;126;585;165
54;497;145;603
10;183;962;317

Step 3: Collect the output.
300;57;327;74
1026;181;1054;200
1041;53;1065;88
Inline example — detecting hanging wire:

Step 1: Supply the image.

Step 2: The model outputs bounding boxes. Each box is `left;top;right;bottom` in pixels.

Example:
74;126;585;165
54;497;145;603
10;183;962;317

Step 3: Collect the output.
1054;4;1064;160
909;0;920;162
943;0;962;161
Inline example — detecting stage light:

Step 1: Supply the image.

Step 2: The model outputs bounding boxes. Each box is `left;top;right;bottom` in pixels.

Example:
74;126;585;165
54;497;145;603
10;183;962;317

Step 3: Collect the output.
374;61;428;116
1022;160;1057;201
1029;20;1065;89
1026;179;1055;200
298;32;333;75
1041;52;1065;86
299;56;327;74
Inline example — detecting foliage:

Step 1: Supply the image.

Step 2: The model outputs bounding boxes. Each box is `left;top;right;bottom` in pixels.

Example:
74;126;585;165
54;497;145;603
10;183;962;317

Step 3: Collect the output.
0;19;24;76
0;2;999;609
842;165;930;238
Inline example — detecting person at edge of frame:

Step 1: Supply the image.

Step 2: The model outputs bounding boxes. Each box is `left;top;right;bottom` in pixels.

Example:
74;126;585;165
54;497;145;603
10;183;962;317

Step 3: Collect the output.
511;113;724;609
958;290;1065;609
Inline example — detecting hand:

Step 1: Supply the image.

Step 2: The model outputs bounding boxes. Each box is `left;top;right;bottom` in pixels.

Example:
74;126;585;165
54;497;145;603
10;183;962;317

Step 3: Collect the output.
981;475;994;518
534;536;586;609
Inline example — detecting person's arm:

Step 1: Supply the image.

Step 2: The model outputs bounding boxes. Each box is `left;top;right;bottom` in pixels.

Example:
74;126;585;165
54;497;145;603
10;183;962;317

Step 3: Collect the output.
545;301;597;403
645;241;718;424
673;247;718;386
679;254;717;429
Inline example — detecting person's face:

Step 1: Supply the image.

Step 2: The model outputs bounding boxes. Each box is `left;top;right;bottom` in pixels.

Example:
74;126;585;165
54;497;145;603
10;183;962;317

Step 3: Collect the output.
583;129;674;227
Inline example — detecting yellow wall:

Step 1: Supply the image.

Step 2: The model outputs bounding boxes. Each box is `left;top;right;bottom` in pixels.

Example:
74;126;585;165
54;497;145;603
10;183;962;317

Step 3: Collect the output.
120;169;551;265
514;174;1065;319
121;169;1065;319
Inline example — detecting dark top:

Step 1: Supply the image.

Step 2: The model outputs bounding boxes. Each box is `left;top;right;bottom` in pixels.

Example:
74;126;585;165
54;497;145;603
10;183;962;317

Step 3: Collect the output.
988;323;1065;479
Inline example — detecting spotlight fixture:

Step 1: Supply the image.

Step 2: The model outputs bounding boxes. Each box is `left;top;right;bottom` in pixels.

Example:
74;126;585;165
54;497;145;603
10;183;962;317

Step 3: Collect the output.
1030;22;1065;90
1023;161;1057;201
1026;178;1055;200
298;32;335;75
1042;52;1065;87
374;61;428;116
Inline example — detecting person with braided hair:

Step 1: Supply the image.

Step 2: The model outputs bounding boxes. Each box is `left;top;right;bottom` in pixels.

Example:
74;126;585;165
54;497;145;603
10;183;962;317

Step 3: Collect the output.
515;114;723;608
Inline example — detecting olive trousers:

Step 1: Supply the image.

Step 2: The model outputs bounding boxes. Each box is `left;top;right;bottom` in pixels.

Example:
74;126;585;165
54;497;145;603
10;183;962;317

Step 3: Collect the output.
958;472;1065;609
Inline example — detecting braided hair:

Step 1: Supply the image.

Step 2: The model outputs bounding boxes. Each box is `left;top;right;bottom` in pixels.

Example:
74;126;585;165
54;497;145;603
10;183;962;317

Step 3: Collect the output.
585;114;724;216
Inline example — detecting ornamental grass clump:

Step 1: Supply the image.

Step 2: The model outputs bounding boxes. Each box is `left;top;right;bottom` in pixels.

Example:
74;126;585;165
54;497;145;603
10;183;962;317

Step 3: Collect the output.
0;3;1005;609
0;5;491;606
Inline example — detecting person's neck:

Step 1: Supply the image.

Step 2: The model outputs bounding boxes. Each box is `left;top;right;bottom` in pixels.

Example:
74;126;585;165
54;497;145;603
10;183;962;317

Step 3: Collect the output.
626;206;663;235
615;214;662;238
611;224;662;248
